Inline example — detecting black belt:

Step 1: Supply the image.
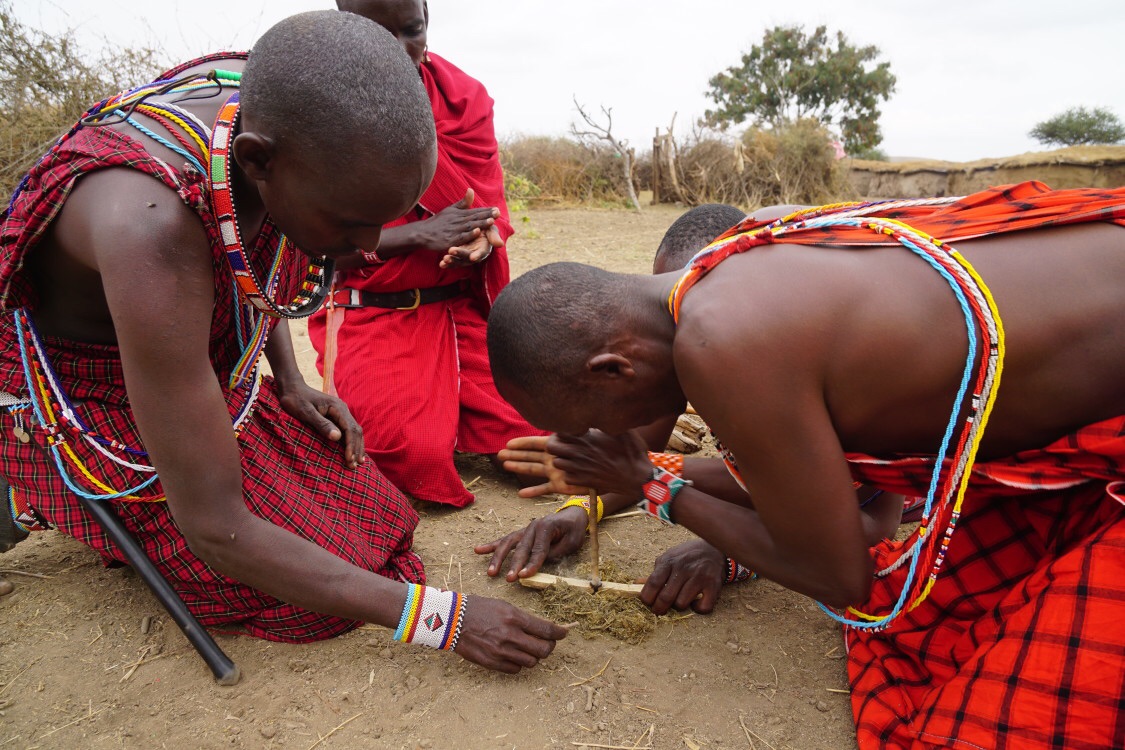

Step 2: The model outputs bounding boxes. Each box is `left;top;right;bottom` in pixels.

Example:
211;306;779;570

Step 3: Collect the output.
329;281;468;311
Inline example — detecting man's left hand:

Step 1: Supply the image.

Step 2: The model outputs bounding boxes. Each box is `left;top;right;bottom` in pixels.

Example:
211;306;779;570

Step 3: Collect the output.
641;539;726;615
275;380;365;468
439;225;502;268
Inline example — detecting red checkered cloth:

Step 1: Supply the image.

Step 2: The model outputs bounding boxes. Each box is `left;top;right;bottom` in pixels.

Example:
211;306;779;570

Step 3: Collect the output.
0;86;424;643
845;416;1125;749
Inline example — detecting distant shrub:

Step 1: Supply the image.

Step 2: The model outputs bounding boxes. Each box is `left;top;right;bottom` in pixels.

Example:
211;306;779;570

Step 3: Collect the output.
675;119;849;207
500;135;632;206
1030;106;1125;147
0;4;167;199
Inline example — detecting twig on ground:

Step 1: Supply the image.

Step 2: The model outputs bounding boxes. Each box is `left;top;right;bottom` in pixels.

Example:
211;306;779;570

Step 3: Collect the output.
306;711;364;750
0;569;50;579
568;657;612;687
36;703;112;740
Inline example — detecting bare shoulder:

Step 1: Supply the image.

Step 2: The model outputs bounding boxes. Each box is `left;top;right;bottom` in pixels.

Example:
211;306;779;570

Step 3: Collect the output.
54;166;209;267
34;167;212;342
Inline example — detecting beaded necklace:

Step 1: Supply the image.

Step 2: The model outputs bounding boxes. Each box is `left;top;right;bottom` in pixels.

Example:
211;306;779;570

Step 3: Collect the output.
669;197;1005;631
6;66;322;500
208;91;333;386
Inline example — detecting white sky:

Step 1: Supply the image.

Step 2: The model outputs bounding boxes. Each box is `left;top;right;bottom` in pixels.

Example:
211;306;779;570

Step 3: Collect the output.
17;0;1125;162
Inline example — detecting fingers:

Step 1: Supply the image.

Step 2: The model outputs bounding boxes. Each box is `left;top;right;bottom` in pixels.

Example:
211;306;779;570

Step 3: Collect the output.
504;435;552;452
516;482;555;499
499;458;550;477
477;530;524;577
322;401;365;468
640;557;673;610
458;187;475;207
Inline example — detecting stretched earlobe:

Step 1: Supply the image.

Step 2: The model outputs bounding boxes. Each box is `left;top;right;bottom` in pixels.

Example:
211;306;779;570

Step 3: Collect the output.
231;132;275;182
587;352;635;379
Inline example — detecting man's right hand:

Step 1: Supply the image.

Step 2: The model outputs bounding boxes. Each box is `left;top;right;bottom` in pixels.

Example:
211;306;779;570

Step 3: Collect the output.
417;188;499;251
454;596;567;673
474;506;589;580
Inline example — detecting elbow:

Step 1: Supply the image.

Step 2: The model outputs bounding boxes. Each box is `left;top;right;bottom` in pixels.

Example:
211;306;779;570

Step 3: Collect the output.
817;576;873;610
177;516;245;574
810;556;873;609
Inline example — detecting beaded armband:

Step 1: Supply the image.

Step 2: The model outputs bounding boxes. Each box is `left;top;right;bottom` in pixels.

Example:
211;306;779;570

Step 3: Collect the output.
637;466;691;524
647;451;684;477
556;495;604;523
724;558;756;584
394;584;466;651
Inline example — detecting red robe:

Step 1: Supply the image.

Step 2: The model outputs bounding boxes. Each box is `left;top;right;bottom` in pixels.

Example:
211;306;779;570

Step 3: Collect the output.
671;183;1125;749
0;59;423;642
308;52;539;508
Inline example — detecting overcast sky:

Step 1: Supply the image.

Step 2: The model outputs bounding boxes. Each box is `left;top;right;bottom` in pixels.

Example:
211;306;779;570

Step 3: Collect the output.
18;0;1125;162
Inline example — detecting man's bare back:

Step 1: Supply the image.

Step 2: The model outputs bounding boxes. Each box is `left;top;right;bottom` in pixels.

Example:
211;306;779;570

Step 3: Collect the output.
676;220;1125;461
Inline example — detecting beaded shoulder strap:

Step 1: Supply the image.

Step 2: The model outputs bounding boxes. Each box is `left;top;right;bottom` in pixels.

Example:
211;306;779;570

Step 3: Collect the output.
208;92;333;319
666;199;1005;632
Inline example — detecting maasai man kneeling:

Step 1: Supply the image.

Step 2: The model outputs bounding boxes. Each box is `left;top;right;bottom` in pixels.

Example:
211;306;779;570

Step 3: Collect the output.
482;182;1125;747
0;11;564;673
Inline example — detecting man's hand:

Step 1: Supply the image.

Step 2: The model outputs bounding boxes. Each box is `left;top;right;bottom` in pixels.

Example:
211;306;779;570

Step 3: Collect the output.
548;430;652;498
417;188;499;251
641;539;726;615
453;596;567;673
274;379;365;468
497;435;585;498
474;507;589;580
439;230;498;269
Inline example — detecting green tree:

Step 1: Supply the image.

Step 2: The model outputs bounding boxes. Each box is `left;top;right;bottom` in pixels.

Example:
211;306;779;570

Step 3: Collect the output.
0;2;165;197
704;25;895;155
1028;106;1125;148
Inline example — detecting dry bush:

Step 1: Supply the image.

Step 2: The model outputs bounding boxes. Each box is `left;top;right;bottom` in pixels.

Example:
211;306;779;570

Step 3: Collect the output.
0;4;166;199
675;118;851;208
500;135;632;206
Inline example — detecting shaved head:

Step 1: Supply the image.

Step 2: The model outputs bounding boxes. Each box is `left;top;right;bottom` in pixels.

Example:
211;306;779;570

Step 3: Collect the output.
488;262;631;395
654;204;746;274
241;10;435;171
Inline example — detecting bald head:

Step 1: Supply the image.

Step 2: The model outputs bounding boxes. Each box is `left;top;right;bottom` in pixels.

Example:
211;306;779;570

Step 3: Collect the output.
488;263;632;395
241;10;434;171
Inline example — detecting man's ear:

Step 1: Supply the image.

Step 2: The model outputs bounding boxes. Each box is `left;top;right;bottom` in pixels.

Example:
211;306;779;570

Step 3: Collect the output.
587;352;635;379
231;132;276;182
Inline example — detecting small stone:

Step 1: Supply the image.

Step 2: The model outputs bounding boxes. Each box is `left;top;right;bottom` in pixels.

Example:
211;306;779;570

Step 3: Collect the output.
815;700;830;713
259;726;277;739
565;701;575;714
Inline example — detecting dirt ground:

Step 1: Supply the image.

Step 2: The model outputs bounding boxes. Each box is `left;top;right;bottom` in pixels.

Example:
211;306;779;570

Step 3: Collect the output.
0;203;859;750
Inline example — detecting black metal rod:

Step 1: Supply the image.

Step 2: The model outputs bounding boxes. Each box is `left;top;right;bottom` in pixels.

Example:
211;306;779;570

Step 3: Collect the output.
76;496;241;685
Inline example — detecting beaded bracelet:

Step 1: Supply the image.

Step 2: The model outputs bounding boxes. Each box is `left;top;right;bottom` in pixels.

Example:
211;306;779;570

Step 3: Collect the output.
724;558;756;584
393;584;466;651
637;466;691;524
556;494;604;523
647;451;684;477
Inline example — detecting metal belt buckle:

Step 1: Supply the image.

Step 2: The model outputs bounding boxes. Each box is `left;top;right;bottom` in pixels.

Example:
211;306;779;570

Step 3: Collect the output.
396;288;421;311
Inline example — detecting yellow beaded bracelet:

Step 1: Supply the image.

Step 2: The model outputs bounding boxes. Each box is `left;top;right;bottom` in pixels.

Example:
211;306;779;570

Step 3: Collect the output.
555;494;604;523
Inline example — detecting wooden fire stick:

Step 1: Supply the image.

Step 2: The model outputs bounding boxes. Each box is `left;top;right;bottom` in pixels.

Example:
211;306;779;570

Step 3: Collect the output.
587;488;601;593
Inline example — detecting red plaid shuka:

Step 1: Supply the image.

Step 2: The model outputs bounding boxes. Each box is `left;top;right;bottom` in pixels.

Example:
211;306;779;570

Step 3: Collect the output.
0;63;424;643
673;183;1125;749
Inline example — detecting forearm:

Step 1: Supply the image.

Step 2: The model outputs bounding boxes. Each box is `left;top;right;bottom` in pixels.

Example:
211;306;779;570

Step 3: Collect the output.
190;507;408;628
671;487;872;607
263;320;305;389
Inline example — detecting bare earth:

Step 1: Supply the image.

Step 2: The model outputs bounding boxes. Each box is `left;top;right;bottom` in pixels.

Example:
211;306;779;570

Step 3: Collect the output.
0;204;858;750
